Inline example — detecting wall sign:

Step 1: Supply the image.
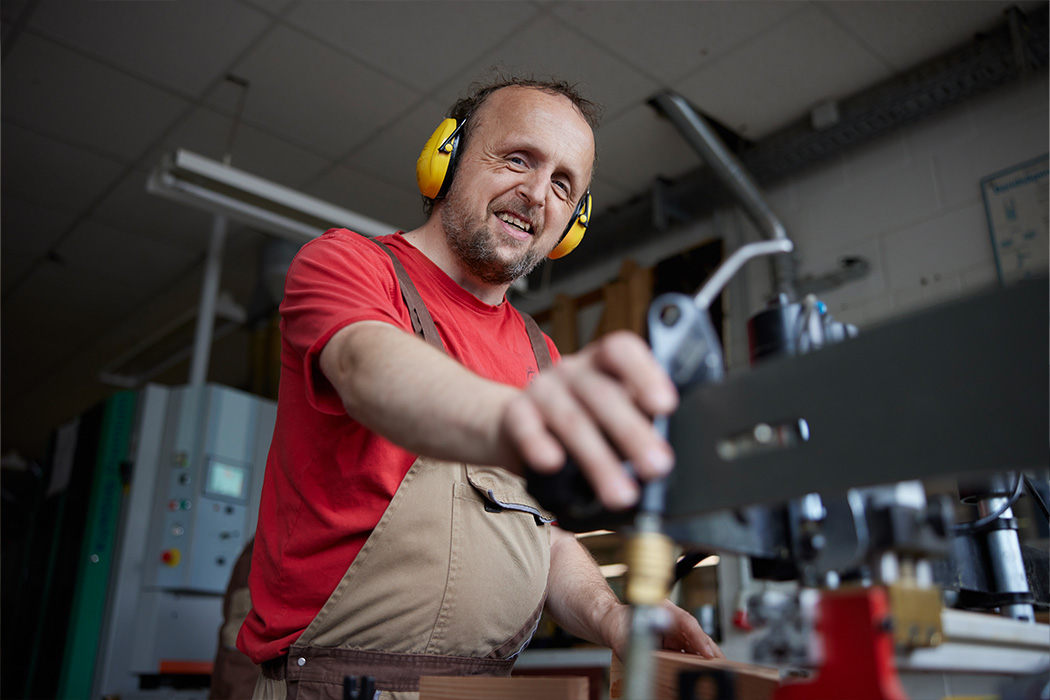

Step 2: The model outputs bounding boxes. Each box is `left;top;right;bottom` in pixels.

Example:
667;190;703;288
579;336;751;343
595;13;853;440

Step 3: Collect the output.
981;154;1049;286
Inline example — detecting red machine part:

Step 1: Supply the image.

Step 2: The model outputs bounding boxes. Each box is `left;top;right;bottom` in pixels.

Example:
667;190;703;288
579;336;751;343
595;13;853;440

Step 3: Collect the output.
774;587;908;700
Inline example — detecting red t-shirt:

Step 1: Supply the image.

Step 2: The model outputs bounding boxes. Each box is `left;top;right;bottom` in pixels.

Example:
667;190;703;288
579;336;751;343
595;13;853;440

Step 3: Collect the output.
238;229;559;663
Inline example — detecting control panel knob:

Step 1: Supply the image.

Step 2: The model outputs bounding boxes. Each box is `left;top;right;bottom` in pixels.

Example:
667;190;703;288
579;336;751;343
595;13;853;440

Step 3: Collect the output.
161;549;182;567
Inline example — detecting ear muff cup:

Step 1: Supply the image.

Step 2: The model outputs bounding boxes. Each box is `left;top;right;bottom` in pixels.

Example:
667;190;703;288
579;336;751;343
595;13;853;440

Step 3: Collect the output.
548;191;591;259
416;118;461;200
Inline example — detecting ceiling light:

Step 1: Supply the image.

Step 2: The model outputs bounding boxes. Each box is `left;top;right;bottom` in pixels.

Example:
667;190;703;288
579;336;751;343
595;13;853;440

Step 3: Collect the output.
147;149;397;243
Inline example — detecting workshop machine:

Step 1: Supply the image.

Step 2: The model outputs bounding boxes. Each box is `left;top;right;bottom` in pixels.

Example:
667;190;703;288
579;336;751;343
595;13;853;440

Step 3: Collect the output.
34;383;276;700
91;383;275;700
530;93;1049;700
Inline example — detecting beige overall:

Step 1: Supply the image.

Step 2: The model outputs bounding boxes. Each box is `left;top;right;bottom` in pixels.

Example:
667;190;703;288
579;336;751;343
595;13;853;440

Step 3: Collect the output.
256;241;554;700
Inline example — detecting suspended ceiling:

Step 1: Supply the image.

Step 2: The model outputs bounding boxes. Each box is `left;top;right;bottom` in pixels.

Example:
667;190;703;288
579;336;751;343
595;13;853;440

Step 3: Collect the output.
1;0;1043;460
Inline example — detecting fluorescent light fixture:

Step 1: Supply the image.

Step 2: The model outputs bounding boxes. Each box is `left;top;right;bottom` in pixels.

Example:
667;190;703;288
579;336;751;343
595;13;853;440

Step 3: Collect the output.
147;149;398;243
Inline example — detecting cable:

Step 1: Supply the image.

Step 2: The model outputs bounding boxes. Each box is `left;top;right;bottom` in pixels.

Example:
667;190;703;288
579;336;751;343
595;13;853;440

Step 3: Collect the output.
951;472;1025;533
1022;473;1050;522
674;549;713;583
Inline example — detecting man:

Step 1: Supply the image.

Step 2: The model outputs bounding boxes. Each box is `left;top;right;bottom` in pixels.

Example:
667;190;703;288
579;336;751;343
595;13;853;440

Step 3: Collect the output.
238;76;723;700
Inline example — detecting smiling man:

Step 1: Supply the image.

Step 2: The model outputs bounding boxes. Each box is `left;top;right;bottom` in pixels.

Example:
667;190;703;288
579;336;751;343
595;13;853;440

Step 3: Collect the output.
432;84;594;293
238;76;722;700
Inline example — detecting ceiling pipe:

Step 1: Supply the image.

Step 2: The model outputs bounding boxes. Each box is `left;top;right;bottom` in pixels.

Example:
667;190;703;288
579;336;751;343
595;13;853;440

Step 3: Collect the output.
188;214;227;387
651;91;797;301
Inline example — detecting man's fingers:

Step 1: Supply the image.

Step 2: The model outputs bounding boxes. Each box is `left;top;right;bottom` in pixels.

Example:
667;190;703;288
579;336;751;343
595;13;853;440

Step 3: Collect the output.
660;601;726;659
582;331;678;417
568;368;674;481
529;373;640;509
502;396;563;473
506;330;680;511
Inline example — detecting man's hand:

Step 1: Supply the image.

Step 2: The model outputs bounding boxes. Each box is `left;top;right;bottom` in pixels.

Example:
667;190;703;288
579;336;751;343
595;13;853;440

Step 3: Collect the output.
599;599;726;662
501;330;678;510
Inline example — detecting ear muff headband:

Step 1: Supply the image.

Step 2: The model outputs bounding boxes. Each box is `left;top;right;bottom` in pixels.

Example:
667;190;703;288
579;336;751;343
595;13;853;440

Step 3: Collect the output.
416;118;463;200
548;191;591;260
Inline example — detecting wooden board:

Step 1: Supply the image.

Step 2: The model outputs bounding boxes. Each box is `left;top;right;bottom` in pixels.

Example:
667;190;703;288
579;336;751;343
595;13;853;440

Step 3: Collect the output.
609;651;781;700
419;674;589;700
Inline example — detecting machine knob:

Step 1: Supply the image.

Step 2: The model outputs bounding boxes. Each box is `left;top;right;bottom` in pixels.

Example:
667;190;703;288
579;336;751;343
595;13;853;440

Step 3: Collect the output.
161;549;182;567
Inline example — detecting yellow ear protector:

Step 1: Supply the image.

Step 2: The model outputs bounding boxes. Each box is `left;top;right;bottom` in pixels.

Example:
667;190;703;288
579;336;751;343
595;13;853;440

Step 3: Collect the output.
416;118;593;259
416;118;463;200
548;190;590;259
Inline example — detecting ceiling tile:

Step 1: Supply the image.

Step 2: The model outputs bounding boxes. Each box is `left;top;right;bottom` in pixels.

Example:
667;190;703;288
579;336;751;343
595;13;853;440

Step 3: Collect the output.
819;0;1026;72
2;33;191;161
55;219;201;293
27;0;272;97
149;105;332;190
345;98;449;194
674;6;892;139
302;164;423;235
592;104;707;194
210;24;421;155
1;194;77;257
240;0;297;15
2;251;35;298
91;167;219;254
437;14;656;119
552;1;804;84
3;259;139;328
1;122;126;214
286;1;540;93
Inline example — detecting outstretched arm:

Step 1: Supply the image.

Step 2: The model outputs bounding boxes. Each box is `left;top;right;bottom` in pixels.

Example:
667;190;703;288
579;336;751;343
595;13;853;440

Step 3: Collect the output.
320;321;677;510
543;527;724;660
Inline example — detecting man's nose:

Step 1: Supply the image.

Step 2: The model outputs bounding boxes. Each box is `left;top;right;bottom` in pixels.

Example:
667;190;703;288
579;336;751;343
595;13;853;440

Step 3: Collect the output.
517;170;547;206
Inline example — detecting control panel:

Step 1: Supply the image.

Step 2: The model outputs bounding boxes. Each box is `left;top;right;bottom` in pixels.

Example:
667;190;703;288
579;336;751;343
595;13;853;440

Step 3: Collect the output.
144;385;273;594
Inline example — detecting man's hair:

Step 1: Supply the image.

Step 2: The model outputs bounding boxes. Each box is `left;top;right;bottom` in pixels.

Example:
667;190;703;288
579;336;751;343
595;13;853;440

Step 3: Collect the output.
421;74;602;217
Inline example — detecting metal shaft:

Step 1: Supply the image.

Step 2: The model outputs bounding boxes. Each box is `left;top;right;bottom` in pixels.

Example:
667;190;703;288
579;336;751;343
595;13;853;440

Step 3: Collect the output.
978;496;1034;621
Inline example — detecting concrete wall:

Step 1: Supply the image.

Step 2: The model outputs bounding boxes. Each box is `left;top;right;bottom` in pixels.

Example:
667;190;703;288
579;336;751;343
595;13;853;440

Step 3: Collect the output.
761;73;1049;330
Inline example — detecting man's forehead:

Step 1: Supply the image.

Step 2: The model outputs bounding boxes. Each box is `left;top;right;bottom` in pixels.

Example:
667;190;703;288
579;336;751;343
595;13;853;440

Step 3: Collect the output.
474;86;595;174
477;85;586;124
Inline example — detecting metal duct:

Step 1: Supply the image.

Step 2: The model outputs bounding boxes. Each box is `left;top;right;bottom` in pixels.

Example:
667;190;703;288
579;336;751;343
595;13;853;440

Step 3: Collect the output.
651;92;796;300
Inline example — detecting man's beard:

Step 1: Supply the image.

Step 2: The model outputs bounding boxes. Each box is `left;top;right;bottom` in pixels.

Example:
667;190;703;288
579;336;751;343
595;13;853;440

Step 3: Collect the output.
441;194;549;286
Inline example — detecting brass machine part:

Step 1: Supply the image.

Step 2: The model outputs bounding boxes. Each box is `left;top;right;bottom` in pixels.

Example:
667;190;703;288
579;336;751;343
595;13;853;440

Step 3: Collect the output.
887;571;944;649
624;531;675;606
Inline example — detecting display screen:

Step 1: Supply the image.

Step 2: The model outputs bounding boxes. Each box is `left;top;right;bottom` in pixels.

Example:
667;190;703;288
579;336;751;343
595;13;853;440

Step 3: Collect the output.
206;460;247;500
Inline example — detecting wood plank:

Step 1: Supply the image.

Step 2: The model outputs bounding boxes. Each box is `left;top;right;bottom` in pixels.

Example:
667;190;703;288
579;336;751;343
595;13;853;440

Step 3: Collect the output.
609;651;780;700
419;674;589;700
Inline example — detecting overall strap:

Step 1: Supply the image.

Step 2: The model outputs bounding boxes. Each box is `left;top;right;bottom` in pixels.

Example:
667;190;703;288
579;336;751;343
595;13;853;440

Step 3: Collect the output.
371;238;445;352
520;312;553;372
371;237;553;371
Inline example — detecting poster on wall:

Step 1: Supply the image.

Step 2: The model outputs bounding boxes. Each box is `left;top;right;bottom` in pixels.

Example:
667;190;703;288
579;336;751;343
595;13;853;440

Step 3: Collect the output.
981;154;1049;286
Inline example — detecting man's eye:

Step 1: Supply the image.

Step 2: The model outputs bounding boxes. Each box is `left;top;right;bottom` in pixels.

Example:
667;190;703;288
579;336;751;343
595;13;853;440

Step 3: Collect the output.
508;156;526;166
553;180;569;194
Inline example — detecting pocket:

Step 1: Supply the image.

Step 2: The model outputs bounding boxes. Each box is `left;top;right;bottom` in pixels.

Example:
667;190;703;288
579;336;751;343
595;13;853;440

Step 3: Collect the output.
466;466;555;523
425;481;550;659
